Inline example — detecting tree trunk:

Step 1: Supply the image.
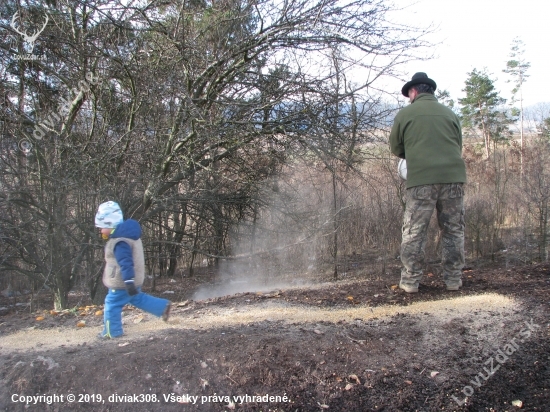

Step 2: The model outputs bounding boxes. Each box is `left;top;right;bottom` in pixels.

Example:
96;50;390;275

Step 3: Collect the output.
332;170;339;280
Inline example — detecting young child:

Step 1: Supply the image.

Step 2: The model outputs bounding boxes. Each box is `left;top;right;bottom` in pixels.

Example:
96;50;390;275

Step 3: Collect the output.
95;201;171;338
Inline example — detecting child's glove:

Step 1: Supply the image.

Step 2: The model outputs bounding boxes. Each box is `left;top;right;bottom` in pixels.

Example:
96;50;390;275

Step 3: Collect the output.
125;280;139;296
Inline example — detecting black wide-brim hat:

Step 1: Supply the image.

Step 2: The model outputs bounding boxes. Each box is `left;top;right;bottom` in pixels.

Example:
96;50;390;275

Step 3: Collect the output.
401;72;437;96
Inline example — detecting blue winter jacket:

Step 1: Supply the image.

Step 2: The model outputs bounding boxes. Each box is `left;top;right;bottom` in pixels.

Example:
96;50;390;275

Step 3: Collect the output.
111;219;142;282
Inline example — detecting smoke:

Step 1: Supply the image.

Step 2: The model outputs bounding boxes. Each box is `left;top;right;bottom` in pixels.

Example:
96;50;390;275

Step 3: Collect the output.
191;169;331;301
191;263;313;301
190;221;319;300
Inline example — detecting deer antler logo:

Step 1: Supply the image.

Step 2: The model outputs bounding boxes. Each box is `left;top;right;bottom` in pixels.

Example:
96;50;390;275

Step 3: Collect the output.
10;11;49;53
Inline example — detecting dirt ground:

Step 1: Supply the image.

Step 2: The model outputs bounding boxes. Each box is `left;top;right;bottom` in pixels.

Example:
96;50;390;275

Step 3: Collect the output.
0;259;549;412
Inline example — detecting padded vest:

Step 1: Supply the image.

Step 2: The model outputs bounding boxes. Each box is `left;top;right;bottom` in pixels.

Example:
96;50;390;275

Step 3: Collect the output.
103;238;145;289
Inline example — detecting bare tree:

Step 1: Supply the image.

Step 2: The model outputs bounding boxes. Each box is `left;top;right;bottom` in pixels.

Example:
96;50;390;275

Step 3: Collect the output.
0;0;430;307
522;141;550;261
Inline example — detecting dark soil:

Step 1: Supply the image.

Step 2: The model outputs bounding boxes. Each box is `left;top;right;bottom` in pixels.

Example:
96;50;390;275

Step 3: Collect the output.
1;261;549;412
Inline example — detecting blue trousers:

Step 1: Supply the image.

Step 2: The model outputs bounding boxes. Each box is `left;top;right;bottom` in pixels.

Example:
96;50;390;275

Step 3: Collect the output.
102;288;170;338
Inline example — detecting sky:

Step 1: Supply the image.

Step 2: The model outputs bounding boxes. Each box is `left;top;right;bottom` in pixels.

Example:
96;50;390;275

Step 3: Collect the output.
382;0;550;108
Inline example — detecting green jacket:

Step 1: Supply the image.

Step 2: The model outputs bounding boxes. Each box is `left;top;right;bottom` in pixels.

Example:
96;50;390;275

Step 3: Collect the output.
389;93;466;188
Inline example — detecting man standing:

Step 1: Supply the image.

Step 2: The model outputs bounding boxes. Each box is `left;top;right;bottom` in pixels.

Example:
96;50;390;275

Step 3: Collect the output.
390;72;467;293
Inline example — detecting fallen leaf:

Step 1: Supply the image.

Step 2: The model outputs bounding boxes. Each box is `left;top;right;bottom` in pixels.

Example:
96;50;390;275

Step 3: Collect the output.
36;316;45;321
95;310;103;316
49;310;59;316
76;320;86;327
314;329;323;334
512;400;523;408
430;371;439;378
405;380;412;385
346;296;354;301
349;374;361;384
390;285;398;290
344;383;354;391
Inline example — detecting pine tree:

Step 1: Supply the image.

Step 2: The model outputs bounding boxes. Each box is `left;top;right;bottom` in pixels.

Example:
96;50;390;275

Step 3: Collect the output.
503;38;530;174
459;69;512;159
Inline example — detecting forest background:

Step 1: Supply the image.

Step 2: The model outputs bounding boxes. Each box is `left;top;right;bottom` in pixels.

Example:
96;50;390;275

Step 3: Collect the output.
1;0;549;310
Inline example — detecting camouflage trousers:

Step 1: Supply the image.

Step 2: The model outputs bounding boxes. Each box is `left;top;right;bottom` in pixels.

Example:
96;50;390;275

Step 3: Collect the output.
400;183;465;289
